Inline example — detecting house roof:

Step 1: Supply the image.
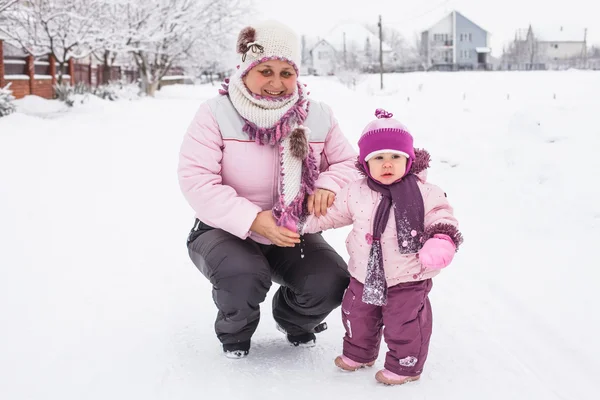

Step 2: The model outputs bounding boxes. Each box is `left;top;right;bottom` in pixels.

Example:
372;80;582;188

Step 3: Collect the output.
321;23;393;52
532;25;586;43
420;10;488;34
310;39;336;54
408;7;452;34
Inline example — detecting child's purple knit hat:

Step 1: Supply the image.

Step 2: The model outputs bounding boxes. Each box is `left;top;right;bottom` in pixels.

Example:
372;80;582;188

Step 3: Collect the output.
358;109;415;176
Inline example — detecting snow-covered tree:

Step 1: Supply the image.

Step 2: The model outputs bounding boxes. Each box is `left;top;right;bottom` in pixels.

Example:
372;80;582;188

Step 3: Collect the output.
117;0;249;96
364;37;373;66
0;83;17;117
411;33;427;69
365;24;421;68
181;30;240;83
0;0;106;83
0;0;18;14
90;0;134;85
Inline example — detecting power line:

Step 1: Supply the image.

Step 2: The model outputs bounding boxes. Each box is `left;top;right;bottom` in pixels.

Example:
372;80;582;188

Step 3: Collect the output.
383;0;452;26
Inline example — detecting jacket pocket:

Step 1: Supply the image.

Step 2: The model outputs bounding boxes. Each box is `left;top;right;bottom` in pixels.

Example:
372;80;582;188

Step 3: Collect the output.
187;219;215;245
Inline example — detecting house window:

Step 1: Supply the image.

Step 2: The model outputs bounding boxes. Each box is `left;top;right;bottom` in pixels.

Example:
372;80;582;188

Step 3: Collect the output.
554;44;559;49
444;50;452;63
469;33;472;42
318;52;329;60
460;34;464;42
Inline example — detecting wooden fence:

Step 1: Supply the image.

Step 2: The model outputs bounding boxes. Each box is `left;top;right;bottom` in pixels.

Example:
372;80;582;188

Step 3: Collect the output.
1;40;141;99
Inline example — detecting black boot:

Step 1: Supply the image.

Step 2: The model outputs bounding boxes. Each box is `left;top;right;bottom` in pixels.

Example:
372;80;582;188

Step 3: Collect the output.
284;322;328;347
287;332;316;347
222;340;251;359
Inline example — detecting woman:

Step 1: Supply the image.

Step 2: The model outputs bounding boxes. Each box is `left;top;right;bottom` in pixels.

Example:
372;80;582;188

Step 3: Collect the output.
178;20;358;358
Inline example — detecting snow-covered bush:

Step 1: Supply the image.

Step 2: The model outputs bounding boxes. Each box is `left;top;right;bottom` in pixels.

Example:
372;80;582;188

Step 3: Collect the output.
0;83;17;117
336;68;364;90
92;80;141;101
54;82;90;107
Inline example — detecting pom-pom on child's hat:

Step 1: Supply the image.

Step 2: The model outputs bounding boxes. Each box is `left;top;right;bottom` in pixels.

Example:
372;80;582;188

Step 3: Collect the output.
358;109;415;175
235;20;301;78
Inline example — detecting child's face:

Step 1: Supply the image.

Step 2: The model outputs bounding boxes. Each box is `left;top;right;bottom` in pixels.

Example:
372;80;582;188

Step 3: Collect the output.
367;152;407;184
243;60;297;97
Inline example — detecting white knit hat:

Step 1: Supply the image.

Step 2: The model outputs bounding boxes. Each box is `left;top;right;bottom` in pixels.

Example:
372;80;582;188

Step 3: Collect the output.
235;20;301;77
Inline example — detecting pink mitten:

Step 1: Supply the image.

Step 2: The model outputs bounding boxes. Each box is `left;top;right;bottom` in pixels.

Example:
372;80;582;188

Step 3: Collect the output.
418;234;456;270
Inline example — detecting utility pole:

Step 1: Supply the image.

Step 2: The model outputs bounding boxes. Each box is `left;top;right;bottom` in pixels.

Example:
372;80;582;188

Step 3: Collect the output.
378;15;383;90
583;28;588;68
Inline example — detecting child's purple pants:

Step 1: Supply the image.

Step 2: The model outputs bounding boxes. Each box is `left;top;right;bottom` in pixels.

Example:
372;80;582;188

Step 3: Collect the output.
341;277;433;377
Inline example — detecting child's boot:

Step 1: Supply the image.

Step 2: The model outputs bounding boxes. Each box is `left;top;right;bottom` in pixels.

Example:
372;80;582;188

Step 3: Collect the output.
375;369;420;385
334;355;375;371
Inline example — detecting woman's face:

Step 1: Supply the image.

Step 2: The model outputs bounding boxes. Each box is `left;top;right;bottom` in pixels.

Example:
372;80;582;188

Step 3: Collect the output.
243;59;297;97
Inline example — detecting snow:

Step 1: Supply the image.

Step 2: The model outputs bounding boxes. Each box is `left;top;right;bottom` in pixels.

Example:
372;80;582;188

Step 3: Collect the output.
4;74;29;80
3;59;26;64
13;95;69;117
1;71;600;399
4;75;55;80
161;75;191;81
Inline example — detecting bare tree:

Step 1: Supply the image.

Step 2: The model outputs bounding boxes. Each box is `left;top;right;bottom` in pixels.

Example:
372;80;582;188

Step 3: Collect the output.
364;37;373;67
118;0;248;96
365;24;421;69
91;0;135;85
0;0;105;83
0;0;18;14
412;33;427;69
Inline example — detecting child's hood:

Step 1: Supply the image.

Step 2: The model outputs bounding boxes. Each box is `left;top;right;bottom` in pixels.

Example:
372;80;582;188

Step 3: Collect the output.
355;148;431;183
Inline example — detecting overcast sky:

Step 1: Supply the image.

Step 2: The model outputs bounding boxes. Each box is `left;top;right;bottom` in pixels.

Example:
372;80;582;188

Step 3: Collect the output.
250;0;599;56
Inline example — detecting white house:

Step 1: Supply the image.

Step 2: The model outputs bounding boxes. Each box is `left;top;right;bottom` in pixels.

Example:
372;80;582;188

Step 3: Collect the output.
421;10;491;70
310;40;337;76
518;25;587;68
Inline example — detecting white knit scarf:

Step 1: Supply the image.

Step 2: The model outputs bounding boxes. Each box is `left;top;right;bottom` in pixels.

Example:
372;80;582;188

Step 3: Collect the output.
228;74;300;129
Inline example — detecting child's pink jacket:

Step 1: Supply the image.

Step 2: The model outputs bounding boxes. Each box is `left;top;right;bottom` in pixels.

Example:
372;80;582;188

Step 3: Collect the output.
303;152;460;286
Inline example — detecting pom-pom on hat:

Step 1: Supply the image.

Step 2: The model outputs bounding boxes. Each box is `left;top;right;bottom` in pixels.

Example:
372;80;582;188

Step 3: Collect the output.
358;109;415;176
235;20;301;78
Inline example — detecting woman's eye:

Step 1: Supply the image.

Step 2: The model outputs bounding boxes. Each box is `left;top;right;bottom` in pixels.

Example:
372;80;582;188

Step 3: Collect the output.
282;71;292;78
260;70;272;76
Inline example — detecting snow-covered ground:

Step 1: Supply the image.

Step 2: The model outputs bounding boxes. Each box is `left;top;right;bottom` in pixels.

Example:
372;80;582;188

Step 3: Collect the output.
1;71;599;399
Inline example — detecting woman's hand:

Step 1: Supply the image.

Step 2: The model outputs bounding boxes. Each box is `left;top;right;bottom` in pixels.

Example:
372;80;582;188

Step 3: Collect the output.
250;211;301;247
307;189;335;217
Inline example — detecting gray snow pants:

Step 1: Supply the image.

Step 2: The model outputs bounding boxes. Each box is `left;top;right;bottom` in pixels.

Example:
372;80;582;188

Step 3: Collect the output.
187;224;350;345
